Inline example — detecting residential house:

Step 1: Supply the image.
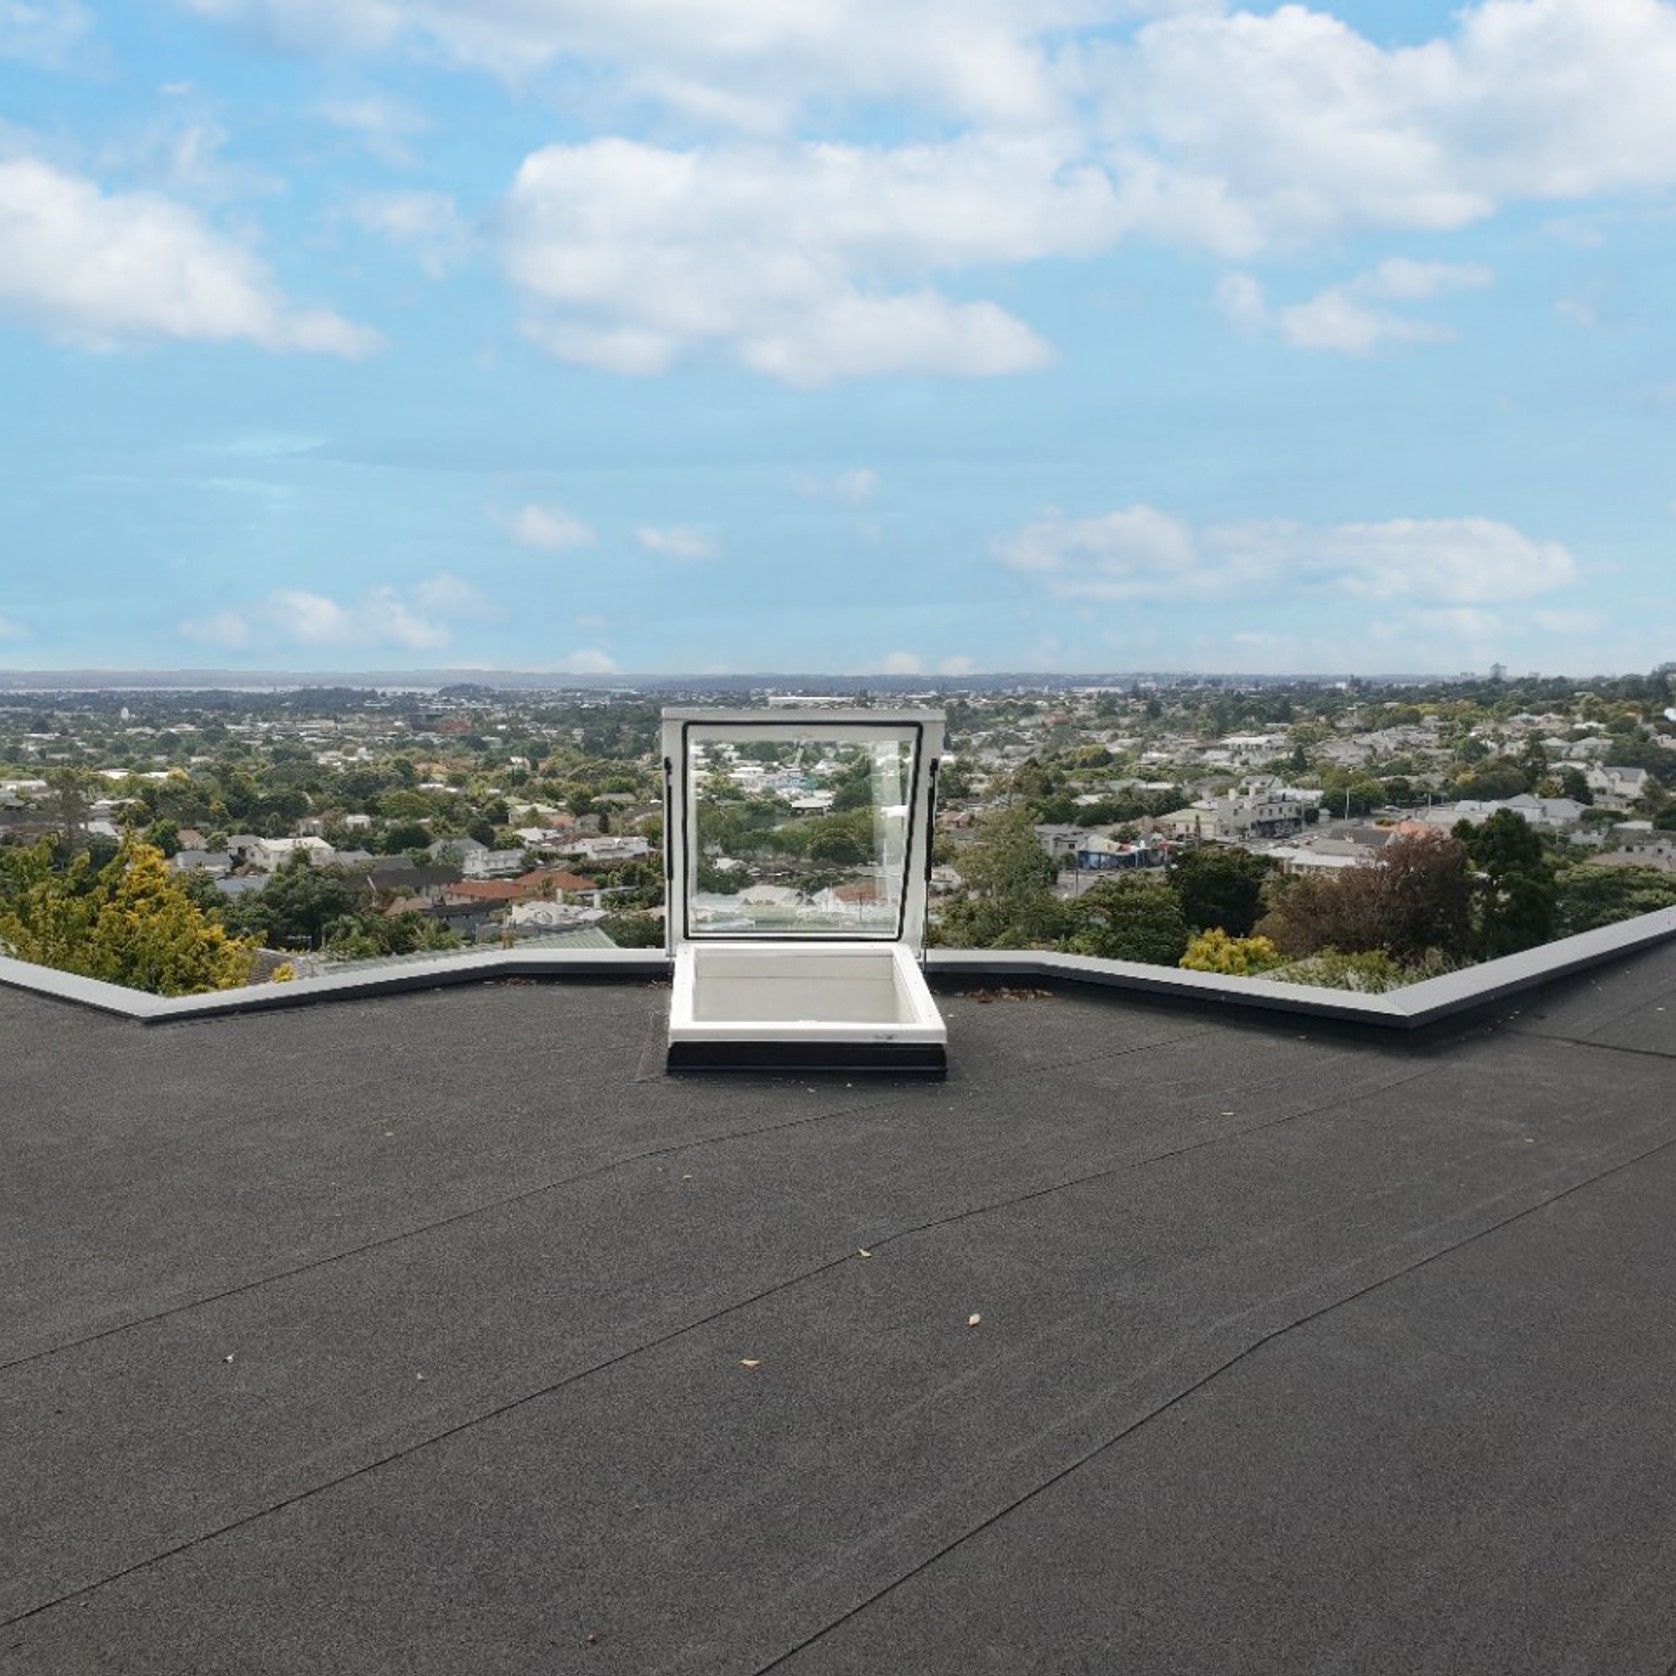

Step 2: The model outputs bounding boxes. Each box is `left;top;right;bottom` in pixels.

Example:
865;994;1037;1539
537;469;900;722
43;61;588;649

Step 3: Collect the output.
378;893;491;941
168;849;232;878
809;880;890;923
365;859;464;901
515;867;598;899
426;837;488;867
1264;845;1371;876
251;836;335;872
1562;736;1613;761
1586;765;1651;808
1033;825;1088;862
1420;796;1585;832
736;884;802;909
564;835;651;864
1155;803;1224;841
1209;787;1313;840
1075;834;1168;870
504;900;607;933
462;848;529;879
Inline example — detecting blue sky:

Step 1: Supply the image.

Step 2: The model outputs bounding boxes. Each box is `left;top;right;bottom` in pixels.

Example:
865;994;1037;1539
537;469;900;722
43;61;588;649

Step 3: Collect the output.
0;0;1672;677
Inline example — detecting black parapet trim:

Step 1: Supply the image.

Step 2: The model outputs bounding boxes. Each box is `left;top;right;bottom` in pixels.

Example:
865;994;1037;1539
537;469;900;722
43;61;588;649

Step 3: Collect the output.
667;1039;947;1075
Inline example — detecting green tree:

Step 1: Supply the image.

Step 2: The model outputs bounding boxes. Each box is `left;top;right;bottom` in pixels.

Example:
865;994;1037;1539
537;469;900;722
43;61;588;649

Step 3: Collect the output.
1455;761;1529;801
379;820;432;855
1554;765;1593;805
1320;770;1386;818
322;910;463;959
933;808;1061;948
231;855;371;948
1168;846;1273;936
142;817;181;858
1454;809;1556;957
46;767;95;844
1062;874;1189;965
0;839;256;996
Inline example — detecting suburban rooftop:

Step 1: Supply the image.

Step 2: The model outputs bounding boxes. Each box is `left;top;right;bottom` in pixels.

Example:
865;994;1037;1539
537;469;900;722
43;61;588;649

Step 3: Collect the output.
6;942;1676;1674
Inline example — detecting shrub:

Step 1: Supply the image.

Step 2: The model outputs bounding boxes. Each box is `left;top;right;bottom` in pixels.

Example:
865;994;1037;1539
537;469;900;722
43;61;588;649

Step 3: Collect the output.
1179;928;1284;975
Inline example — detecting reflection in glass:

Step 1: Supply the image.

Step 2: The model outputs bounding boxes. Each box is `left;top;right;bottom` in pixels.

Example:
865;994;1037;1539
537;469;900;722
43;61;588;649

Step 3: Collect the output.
685;730;916;937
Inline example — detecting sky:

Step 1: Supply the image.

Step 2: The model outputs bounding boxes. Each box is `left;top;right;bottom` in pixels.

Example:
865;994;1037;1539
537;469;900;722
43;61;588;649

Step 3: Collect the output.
0;0;1673;678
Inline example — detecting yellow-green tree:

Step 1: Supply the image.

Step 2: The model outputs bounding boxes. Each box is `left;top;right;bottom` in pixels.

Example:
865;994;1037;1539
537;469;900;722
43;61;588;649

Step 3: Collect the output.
0;839;258;996
1178;927;1283;975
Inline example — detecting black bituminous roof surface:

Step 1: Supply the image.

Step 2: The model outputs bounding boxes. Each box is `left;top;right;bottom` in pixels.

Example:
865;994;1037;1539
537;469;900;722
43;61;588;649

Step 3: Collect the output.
4;951;1676;1675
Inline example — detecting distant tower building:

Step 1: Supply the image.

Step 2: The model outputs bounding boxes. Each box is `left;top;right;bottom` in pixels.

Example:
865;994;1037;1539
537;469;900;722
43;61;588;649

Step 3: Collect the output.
1490;662;1507;683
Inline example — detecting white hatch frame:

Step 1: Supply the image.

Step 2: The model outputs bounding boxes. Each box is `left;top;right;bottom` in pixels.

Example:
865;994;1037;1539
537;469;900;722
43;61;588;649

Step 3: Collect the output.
661;707;948;1071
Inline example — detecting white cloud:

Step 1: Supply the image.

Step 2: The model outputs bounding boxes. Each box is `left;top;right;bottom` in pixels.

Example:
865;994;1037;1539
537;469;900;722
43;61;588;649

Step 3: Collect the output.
316;93;428;166
0;157;381;355
1096;0;1676;254
1412;606;1504;646
1533;607;1607;635
1358;258;1494;303
501;135;1111;382
183;0;1676;263
178;0;398;53
349;190;468;275
866;651;924;675
97;117;281;203
999;504;1203;594
177;608;253;649
636;524;718;560
411;573;499;618
1218;259;1492;355
937;655;979;676
502;502;595;552
0;0;91;67
178;0;1089;126
794;467;879;507
1297;518;1576;602
741;293;1050;386
549;647;619;674
179;572;491;652
998;505;1578;605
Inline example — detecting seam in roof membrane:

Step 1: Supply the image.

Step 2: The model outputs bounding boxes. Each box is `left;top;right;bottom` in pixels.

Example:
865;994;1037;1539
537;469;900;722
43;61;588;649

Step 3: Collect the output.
1;1018;1217;1375
748;1117;1676;1675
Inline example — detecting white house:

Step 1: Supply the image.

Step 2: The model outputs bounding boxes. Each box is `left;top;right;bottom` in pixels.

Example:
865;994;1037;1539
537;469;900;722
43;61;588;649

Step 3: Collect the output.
506;900;605;930
1265;846;1370;876
251;836;335;872
1210;788;1313;840
463;847;528;879
565;835;651;864
1586;765;1651;806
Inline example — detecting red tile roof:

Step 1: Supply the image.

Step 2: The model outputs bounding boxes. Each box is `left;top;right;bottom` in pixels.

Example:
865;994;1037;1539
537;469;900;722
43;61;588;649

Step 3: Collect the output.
516;868;596;894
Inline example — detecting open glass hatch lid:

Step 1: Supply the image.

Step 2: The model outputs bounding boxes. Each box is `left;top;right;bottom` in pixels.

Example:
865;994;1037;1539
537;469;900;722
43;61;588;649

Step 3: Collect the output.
661;707;948;1072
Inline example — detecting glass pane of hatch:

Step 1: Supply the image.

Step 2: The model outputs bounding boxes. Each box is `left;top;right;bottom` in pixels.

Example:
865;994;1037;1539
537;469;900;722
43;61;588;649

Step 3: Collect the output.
684;728;918;938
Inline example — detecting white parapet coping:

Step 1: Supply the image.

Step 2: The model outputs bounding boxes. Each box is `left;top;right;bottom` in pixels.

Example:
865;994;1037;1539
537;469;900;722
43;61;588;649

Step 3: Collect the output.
0;946;668;1023
1;904;1674;1030
925;904;1676;1028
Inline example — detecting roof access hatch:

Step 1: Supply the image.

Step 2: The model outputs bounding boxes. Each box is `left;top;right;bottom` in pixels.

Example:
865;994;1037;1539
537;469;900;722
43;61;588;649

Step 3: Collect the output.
661;708;948;1072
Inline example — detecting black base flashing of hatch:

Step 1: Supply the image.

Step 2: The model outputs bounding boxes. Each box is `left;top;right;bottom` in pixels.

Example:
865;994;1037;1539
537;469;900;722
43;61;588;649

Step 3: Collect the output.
667;1040;947;1076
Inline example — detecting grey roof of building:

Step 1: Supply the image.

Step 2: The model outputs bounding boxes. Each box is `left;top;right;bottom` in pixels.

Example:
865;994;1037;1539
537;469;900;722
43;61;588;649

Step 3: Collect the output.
5;943;1676;1674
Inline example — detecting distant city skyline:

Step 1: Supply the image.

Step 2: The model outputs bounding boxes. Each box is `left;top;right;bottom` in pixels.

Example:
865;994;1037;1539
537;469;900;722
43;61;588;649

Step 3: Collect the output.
2;1;1674;676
